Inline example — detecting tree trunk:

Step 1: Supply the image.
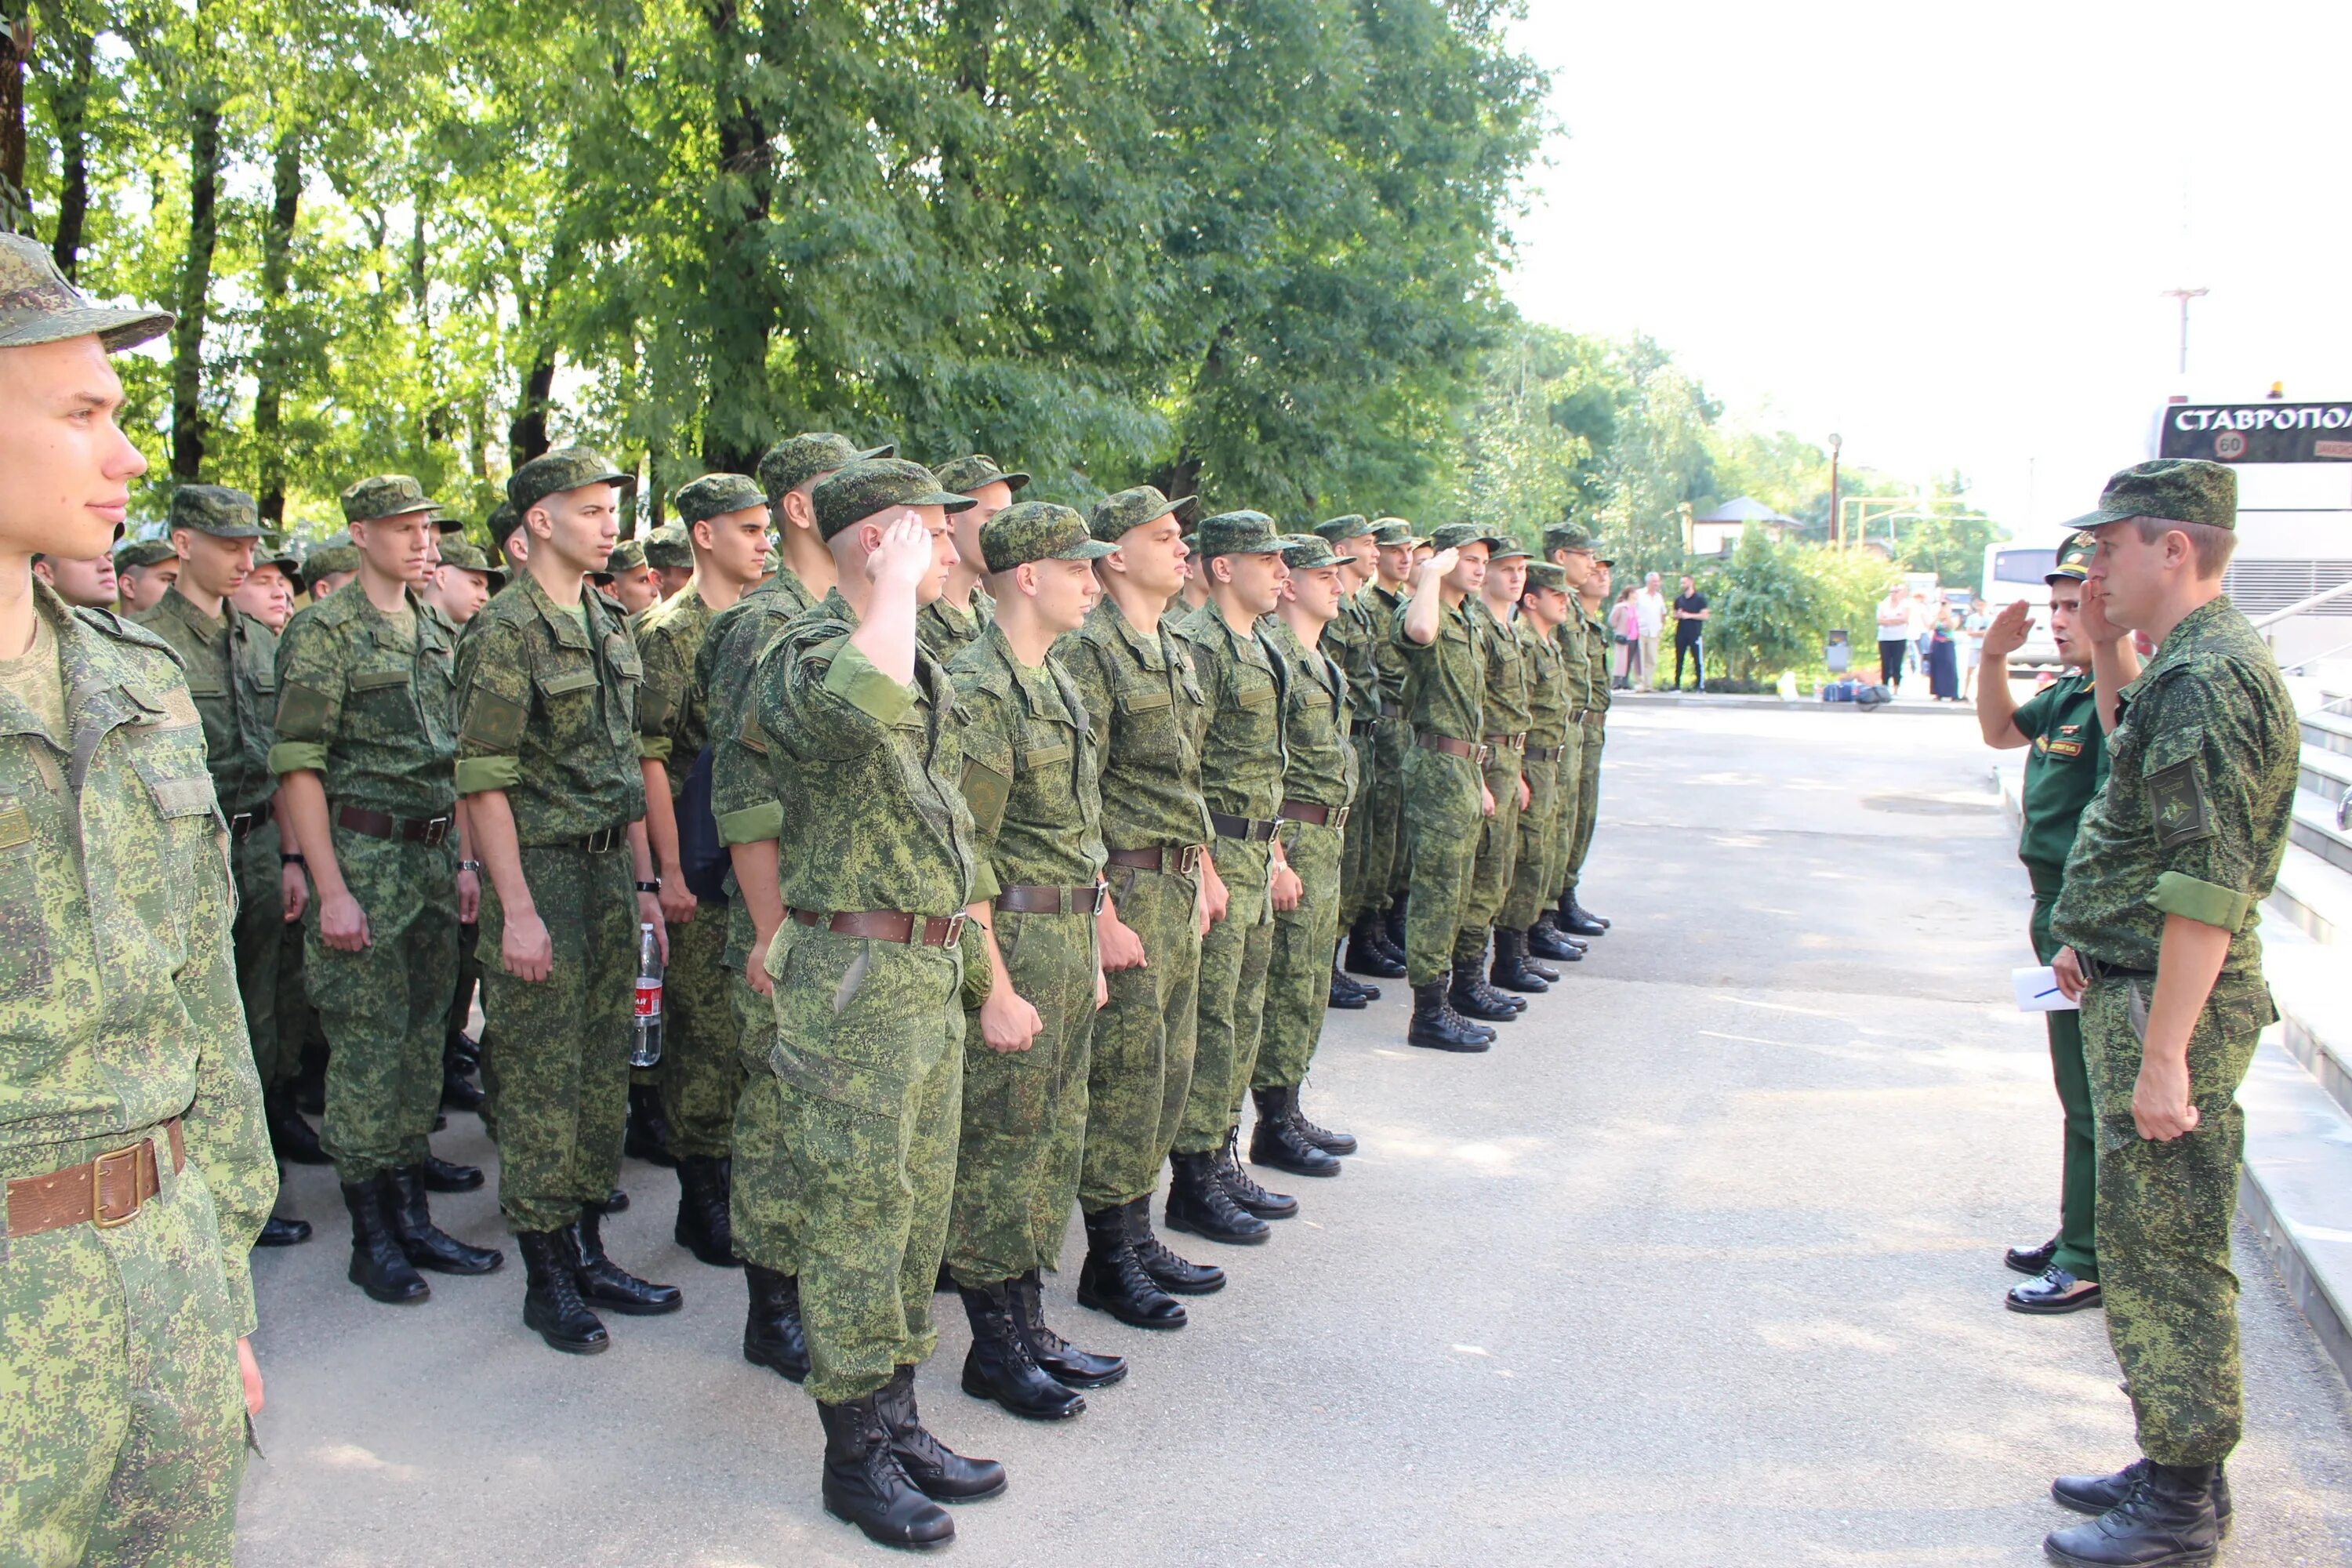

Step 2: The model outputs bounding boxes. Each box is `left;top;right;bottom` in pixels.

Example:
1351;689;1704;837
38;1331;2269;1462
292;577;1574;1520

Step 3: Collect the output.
696;0;774;474
0;10;28;229
252;136;299;526
508;350;556;471
44;6;92;274
170;96;223;481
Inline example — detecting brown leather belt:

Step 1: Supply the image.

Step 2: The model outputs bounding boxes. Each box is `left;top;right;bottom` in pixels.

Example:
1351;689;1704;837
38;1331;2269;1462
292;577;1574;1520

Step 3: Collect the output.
1525;742;1566;762
789;907;968;946
1208;811;1279;844
225;811;266;840
5;1120;186;1239
579;824;629;854
1568;708;1592;722
1105;844;1205;876
1349;718;1383;738
995;884;1109;916
1483;732;1527;753
337;805;455;845
1416;731;1492;765
2078;954;2154;985
1278;800;1350;831
1381;701;1403;719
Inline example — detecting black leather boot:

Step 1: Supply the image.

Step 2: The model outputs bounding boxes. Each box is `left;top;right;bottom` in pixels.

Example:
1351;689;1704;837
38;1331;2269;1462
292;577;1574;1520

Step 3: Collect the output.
1451;959;1520;1022
1122;1198;1224;1295
1289;1091;1357;1156
1409;980;1494;1051
743;1262;810;1381
877;1364;1008;1502
1380;898;1408;961
590;1187;630;1214
568;1207;683;1315
1215;1128;1298;1218
447;1027;481;1071
1345;914;1407;978
1011;1268;1126;1387
1248;1086;1341;1177
268;1086;329;1165
441;1035;485;1112
2053;1459;2232;1535
624;1080;678;1167
388;1166;503;1275
2044;1460;2223;1565
1528;913;1584;961
419;1152;484;1192
258;1212;312;1246
818;1394;953;1550
1326;961;1370;1010
341;1178;429;1304
1489;929;1550;993
1559;894;1606;936
673;1154;739;1267
519;1227;608;1354
958;1280;1085;1420
1164;1150;1270;1245
1076;1205;1188;1327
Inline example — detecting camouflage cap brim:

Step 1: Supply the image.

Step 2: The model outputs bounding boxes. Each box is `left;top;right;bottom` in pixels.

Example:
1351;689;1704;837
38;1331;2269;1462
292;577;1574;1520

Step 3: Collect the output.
0;303;177;354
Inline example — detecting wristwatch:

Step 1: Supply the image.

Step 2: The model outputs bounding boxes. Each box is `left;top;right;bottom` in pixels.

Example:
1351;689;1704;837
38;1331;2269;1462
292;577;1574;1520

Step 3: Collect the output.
636;880;662;895
459;858;484;874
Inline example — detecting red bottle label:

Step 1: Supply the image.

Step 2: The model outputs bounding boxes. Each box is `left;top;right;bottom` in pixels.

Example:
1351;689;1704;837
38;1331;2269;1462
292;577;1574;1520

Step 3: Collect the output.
635;982;662;1018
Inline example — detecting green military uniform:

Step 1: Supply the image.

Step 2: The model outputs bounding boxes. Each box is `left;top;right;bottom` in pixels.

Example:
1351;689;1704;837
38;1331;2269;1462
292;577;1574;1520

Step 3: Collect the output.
1457;583;1530;967
1309;518;1381;930
2049;463;2298;1475
916;587;993;666
269;475;463;1188
452;452;650;1239
1560;581;1613;906
1501;562;1575;936
749;458;989;1406
1172;514;1290;1157
1360;541;1415;916
438;537;503;1070
135;488;288;1098
1392;526;1495;989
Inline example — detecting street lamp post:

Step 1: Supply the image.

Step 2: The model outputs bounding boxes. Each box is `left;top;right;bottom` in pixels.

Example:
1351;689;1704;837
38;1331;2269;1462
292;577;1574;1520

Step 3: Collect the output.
1828;433;1843;548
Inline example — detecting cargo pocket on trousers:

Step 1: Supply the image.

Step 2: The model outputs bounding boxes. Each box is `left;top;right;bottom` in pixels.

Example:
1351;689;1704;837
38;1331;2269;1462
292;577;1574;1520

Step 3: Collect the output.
768;937;913;1120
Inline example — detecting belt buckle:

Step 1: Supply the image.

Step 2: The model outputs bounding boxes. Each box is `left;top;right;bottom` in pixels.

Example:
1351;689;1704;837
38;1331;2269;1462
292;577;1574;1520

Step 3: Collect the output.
91;1143;143;1228
1178;844;1203;875
1331;806;1350;833
227;811;256;837
422;816;451;847
586;826;619;854
942;912;968;946
1475;742;1493;766
1086;882;1109;915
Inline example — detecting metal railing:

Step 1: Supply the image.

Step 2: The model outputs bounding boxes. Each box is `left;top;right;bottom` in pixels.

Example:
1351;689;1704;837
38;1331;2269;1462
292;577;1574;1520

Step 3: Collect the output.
2252;576;2352;632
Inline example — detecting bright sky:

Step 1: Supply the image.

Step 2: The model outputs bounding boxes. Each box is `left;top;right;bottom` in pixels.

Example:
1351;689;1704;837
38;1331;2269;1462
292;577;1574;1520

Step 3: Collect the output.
1502;1;2352;543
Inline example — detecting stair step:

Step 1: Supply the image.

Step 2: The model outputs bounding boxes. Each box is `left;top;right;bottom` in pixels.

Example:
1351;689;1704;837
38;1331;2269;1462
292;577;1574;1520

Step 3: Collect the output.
2289;789;2352;875
2303;744;2352;805
2305;706;2352;757
2270;843;2350;947
2238;1034;2352;1390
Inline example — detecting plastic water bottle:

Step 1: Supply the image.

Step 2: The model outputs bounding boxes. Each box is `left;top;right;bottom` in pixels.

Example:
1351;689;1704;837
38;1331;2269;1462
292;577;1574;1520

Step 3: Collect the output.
630;922;664;1067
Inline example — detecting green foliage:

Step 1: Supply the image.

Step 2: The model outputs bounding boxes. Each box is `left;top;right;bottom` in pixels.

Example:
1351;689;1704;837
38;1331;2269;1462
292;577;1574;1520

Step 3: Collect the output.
1693;525;1899;684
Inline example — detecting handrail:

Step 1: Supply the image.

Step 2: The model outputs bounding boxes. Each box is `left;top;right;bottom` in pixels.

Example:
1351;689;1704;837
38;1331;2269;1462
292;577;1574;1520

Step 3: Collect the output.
2250;575;2352;632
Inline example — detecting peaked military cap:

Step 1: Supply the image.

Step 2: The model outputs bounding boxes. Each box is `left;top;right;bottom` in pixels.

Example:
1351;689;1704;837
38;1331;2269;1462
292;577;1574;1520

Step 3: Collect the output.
433;512;467;534
1488;538;1533;563
673;474;766;528
596;537;648;579
169;485;264;539
935;452;1033;497
758;433;895;502
341;473;441;524
1279;534;1345;570
114;538;179;570
1370;519;1421;547
1428;522;1506;555
256;548;303;590
813;458;973;541
1192;510;1286;560
1541;521;1595;555
1312;514;1373;543
641;524;695;571
303;541;360;579
437;537;506;589
1525;561;1569;592
509;447;628;517
0;231;174;352
1087;485;1196;544
981;502;1119;574
2049;529;2098;583
2079;458;2238;532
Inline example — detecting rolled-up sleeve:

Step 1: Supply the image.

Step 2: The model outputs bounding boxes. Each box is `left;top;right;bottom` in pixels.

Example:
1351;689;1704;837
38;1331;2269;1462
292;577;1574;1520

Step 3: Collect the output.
452;617;530;796
764;634;909;762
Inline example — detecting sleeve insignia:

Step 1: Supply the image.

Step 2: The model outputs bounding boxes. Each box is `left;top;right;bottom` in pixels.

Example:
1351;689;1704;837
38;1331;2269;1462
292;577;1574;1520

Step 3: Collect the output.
459;688;529;751
2146;757;2213;849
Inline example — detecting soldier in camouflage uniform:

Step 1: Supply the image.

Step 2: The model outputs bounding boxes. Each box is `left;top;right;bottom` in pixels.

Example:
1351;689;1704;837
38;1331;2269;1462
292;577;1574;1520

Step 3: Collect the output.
1534;524;1601;960
1458;540;1541;1008
920;454;1027;663
302;541;359;601
0;232;274;1566
1556;544;1614;939
942;500;1127;1421
710;432;891;1387
2040;461;2299;1566
631;473;770;1270
1311;515;1393;1005
1348;519;1418;973
744;458;1004;1551
136;484;319;1240
1498;561;1584;978
423;535;502;1113
1058;485;1223;1332
1249;534;1360;1179
112;535;180;615
641;522;695;601
454;447;682;1355
593;535;659;619
272;474;503;1306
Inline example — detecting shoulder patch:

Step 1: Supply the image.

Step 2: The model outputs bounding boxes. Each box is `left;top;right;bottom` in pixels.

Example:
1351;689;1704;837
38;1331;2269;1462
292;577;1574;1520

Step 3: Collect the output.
2146;757;2213;850
276;680;336;740
460;688;529;752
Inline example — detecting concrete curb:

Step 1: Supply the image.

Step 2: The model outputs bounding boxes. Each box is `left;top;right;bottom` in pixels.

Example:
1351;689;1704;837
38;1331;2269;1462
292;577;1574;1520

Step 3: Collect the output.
1616;691;1975;718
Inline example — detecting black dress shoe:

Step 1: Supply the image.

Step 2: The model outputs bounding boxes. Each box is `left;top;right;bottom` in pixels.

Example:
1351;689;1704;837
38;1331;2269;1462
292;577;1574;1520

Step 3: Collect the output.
877;1365;1007;1503
419;1152;484;1192
1011;1269;1126;1387
1326;963;1370;1011
743;1263;811;1381
340;1178;430;1305
389;1166;504;1275
1408;981;1493;1052
1121;1199;1223;1295
267;1087;330;1166
818;1395;953;1549
519;1229;608;1354
568;1209;683;1315
1248;1087;1341;1177
957;1281;1085;1420
2054;1460;2231;1535
256;1212;312;1247
624;1080;679;1167
2008;1265;2102;1315
2006;1235;2060;1276
1164;1149;1269;1245
2043;1460;2222;1566
673;1155;740;1267
1076;1206;1188;1327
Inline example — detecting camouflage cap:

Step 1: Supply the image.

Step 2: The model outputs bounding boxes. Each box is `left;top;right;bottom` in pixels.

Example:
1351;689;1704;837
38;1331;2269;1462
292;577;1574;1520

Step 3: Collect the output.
1541;521;1595;556
1370;519;1421;547
2078;458;2238;532
813;458;974;541
437;537;506;588
1087;485;1197;544
1312;514;1373;544
934;452;1033;497
2048;528;2098;583
432;512;468;535
980;502;1119;574
254;549;303;590
641;524;695;570
1488;539;1533;563
1279;534;1345;570
673;473;766;528
508;446;629;517
169;485;264;539
760;547;781;575
1428;522;1506;555
340;473;440;524
1524;561;1569;593
1192;510;1287;560
114;537;179;570
757;434;895;502
0;231;174;353
595;537;648;579
303;541;360;579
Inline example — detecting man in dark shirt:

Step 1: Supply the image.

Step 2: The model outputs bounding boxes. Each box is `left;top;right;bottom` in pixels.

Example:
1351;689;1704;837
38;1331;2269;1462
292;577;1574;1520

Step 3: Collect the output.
1670;575;1708;691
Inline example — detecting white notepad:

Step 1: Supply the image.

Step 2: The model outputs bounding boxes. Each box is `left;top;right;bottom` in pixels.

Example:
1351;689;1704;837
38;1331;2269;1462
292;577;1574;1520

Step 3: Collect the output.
2013;966;2079;1013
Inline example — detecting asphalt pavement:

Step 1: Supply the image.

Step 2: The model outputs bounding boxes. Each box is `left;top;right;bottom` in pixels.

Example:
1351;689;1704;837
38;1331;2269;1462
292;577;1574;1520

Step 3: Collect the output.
234;704;2352;1566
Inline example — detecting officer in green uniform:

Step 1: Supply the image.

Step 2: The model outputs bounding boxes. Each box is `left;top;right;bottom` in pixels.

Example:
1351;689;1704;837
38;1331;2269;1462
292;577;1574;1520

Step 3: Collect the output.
922;454;1028;662
2038;461;2299;1566
1556;545;1613;938
1498;561;1581;977
1250;533;1360;1178
1459;539;1539;1007
0;231;275;1566
1349;519;1418;971
746;457;1004;1551
710;432;891;1385
630;473;771;1269
1311;514;1392;1005
1393;523;1502;1051
454;446;682;1355
273;474;503;1305
1976;529;2130;1316
136;484;318;1239
943;500;1127;1421
1170;510;1296;1246
1059;485;1224;1331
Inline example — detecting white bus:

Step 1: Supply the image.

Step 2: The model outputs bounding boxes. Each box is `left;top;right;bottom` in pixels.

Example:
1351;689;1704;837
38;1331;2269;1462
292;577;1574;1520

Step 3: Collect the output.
1980;542;2063;666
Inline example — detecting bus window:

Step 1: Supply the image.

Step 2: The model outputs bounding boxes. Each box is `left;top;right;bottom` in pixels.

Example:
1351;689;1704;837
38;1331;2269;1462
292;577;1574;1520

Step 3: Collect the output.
1991;548;2057;586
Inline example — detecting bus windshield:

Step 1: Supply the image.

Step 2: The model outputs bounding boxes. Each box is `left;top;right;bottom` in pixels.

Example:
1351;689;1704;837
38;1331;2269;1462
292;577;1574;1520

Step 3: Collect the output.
1991;548;2056;586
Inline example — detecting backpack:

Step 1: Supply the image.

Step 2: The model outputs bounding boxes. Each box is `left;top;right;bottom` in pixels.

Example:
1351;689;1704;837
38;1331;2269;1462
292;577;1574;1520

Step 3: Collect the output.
676;744;731;904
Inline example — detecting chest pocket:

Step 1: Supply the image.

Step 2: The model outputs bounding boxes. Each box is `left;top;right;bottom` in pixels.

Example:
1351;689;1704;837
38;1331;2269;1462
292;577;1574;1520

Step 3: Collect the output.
0;786;49;1007
1115;670;1188;768
535;656;604;750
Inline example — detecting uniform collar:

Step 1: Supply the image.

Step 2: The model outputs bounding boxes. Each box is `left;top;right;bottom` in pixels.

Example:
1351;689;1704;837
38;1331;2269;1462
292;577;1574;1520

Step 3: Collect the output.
518;570;598;649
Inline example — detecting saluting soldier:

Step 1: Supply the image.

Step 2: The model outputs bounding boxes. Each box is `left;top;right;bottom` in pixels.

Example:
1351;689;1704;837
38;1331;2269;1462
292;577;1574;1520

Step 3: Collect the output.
453;447;682;1356
943;500;1127;1421
1250;533;1361;1178
0;230;274;1564
1059;485;1225;1334
2040;461;2298;1564
922;454;1027;662
1348;519;1418;974
1458;539;1539;1010
1499;561;1581;979
1310;514;1392;1005
1556;546;1614;939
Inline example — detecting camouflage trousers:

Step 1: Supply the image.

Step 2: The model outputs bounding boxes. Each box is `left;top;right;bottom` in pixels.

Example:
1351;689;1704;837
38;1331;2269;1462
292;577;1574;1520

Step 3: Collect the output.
272;919;315;1094
657;903;741;1160
1255;818;1344;1092
760;923;964;1404
1559;721;1604;897
229;820;283;1087
477;844;637;1235
1338;724;1390;926
1079;858;1202;1211
727;956;795;1276
1403;747;1483;988
1372;717;1411;910
1455;748;1524;964
311;829;459;1184
949;910;1098;1285
1178;839;1273;1152
1501;742;1573;932
0;1155;247;1566
2082;972;2273;1465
